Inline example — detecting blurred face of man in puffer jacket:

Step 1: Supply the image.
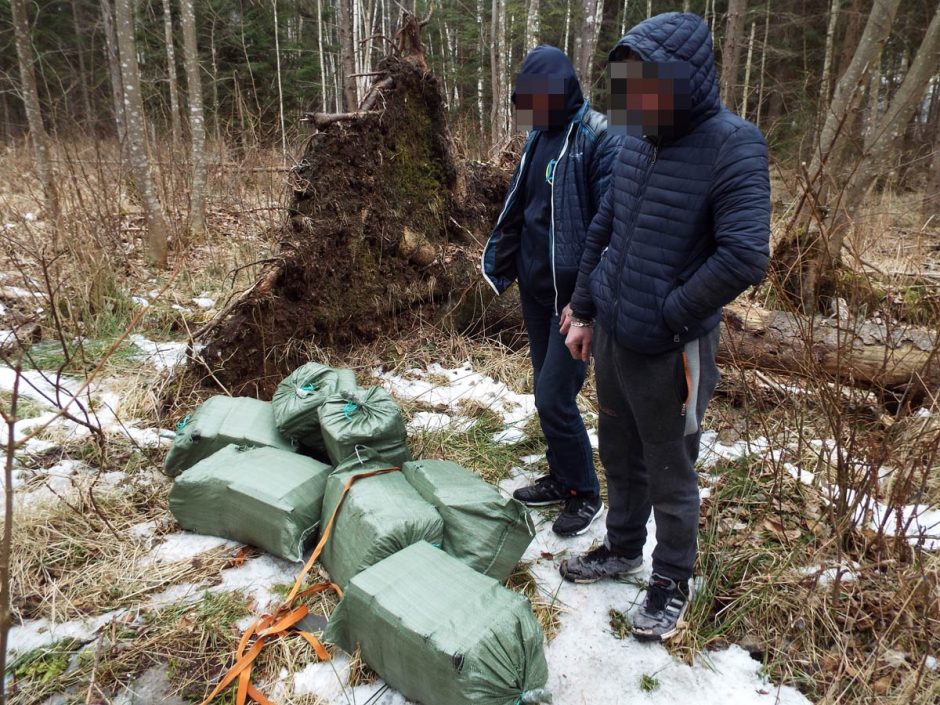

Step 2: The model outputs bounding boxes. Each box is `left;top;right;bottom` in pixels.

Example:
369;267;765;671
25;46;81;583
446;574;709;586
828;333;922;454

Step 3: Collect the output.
608;47;693;139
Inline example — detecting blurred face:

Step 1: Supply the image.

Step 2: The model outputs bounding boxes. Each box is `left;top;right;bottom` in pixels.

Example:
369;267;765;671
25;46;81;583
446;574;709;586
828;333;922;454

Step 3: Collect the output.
608;59;691;137
515;74;569;130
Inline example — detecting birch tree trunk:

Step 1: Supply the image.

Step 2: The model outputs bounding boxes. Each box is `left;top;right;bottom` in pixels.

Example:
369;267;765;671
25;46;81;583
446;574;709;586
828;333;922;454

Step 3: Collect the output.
10;0;57;217
338;0;358;110
741;20;756;120
818;0;841;125
926;122;940;219
525;0;540;50
490;0;503;144
272;0;287;160
161;0;182;146
719;0;747;110
180;0;207;237
563;0;572;55
575;0;604;88
114;0;170;267
318;0;328;110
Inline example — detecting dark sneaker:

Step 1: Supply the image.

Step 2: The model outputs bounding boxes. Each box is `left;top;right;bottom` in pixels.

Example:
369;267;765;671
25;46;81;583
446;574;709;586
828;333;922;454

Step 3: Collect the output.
513;474;567;506
632;572;691;642
559;543;643;583
552;494;604;537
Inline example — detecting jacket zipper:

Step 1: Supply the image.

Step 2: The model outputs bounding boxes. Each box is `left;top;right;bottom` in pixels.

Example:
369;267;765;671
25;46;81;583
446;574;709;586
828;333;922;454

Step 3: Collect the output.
481;147;530;294
611;140;658;326
550;121;578;315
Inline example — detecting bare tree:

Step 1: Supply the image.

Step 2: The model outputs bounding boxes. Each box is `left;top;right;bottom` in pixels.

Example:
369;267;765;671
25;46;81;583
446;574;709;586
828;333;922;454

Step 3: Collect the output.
809;0;900;182
719;0;748;109
525;0;540;49
338;0;358;110
180;0;207;237
10;0;57;217
837;5;940;220
114;0;171;267
70;0;94;128
100;0;126;143
574;0;605;89
818;0;841;123
161;0;182;146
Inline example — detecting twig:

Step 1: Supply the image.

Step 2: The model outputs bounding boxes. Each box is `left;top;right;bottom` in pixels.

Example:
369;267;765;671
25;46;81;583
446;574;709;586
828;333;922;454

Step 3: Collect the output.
301;110;382;128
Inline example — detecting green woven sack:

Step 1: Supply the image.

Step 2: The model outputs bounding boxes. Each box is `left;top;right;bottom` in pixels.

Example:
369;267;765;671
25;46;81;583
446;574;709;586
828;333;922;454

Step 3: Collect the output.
163;396;295;478
169;445;332;562
271;363;359;452
317;387;411;467
402;460;535;581
324;541;551;705
319;462;442;587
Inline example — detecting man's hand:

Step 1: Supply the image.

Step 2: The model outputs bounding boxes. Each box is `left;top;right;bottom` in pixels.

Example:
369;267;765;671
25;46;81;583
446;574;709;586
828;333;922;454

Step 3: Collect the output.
565;326;593;362
559;304;573;335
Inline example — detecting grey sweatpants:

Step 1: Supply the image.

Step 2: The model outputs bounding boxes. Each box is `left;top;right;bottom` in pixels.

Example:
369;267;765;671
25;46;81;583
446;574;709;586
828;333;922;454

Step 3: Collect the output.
593;324;720;582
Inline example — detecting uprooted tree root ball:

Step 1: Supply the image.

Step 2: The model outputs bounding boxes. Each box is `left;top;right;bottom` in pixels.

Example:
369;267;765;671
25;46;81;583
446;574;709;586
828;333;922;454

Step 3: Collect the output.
196;51;513;397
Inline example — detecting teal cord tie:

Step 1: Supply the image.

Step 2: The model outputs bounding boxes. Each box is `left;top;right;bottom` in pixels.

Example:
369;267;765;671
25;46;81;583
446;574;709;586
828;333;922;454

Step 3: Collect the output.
296;382;318;398
342;400;359;420
176;415;190;435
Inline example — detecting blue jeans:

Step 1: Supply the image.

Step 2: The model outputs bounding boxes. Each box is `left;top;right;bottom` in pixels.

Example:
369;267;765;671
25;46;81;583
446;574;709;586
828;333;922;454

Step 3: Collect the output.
521;291;599;497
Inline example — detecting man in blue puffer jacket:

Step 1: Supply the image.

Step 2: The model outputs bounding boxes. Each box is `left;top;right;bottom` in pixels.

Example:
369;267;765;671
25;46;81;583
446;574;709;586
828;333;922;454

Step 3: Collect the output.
482;45;623;537
560;13;771;641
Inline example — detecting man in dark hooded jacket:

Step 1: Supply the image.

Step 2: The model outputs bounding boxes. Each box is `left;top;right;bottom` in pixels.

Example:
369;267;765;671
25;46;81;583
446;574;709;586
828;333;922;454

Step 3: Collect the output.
482;45;623;536
560;13;771;641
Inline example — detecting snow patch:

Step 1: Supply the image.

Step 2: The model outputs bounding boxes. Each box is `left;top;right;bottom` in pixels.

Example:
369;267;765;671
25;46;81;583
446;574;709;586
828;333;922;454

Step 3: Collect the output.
407;411;473;433
378;363;536;444
146;532;238;564
129;335;192;371
192;296;215;309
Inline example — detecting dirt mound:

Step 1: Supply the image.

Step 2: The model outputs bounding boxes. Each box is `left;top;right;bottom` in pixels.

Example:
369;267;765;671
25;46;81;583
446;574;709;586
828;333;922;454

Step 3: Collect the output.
198;47;511;396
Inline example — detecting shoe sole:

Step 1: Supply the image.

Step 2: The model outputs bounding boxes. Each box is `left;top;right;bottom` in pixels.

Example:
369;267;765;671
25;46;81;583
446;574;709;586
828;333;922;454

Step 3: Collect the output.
632;622;683;642
552;501;605;538
560;562;644;584
514;497;566;507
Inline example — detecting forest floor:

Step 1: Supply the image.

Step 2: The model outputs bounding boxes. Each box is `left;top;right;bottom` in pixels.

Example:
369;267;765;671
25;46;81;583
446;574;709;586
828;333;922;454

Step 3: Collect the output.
2;141;940;704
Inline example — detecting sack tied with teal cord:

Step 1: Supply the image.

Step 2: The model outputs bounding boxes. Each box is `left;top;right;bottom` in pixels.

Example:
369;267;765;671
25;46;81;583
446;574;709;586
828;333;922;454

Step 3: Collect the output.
319;456;442;587
169;445;332;562
402;459;535;581
163;396;295;478
271;362;359;453
324;541;551;705
317;387;411;467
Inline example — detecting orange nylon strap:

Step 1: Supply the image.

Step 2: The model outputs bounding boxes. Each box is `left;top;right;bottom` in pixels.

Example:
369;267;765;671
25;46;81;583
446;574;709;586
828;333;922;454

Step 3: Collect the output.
681;351;693;409
286;467;399;603
199;465;400;705
298;630;332;661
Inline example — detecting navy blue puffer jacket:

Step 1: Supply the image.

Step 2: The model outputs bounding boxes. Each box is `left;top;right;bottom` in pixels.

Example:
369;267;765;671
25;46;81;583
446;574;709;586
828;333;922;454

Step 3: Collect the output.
482;57;623;314
569;12;771;354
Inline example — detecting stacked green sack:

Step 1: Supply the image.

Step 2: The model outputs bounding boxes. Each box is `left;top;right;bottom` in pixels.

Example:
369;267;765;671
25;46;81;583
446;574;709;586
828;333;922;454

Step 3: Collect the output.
271;362;359;453
402;459;535;581
320;451;442;587
169;445;332;562
324;541;551;705
164;396;295;478
318;387;411;467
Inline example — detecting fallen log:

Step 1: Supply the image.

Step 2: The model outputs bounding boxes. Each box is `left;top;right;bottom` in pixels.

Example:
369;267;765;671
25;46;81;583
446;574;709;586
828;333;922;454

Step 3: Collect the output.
719;303;940;402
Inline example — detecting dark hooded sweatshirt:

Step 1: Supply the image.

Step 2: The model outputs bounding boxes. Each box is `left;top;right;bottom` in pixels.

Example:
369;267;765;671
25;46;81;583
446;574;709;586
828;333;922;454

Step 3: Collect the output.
515;46;585;308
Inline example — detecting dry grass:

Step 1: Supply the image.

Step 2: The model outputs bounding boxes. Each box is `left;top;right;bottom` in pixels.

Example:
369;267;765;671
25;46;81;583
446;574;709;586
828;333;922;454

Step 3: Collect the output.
10;470;236;623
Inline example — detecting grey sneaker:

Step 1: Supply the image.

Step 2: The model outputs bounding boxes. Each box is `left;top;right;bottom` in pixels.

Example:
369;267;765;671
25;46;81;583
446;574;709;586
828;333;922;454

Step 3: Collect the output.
632;572;691;642
559;543;643;583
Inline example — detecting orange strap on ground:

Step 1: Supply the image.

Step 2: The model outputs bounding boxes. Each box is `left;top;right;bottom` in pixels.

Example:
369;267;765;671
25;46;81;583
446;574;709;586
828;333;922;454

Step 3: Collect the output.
199;466;400;705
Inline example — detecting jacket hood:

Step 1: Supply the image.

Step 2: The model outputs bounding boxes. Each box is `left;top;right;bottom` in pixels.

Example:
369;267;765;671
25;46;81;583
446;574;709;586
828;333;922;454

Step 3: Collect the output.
514;45;585;124
610;12;720;130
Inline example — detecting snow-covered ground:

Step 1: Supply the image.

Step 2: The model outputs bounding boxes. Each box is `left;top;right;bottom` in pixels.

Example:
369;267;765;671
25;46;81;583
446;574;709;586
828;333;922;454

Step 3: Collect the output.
7;359;939;703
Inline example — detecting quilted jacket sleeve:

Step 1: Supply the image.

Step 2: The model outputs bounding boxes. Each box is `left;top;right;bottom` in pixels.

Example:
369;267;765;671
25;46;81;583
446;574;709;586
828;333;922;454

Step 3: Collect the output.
661;122;770;334
569;181;616;320
589;130;623;214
